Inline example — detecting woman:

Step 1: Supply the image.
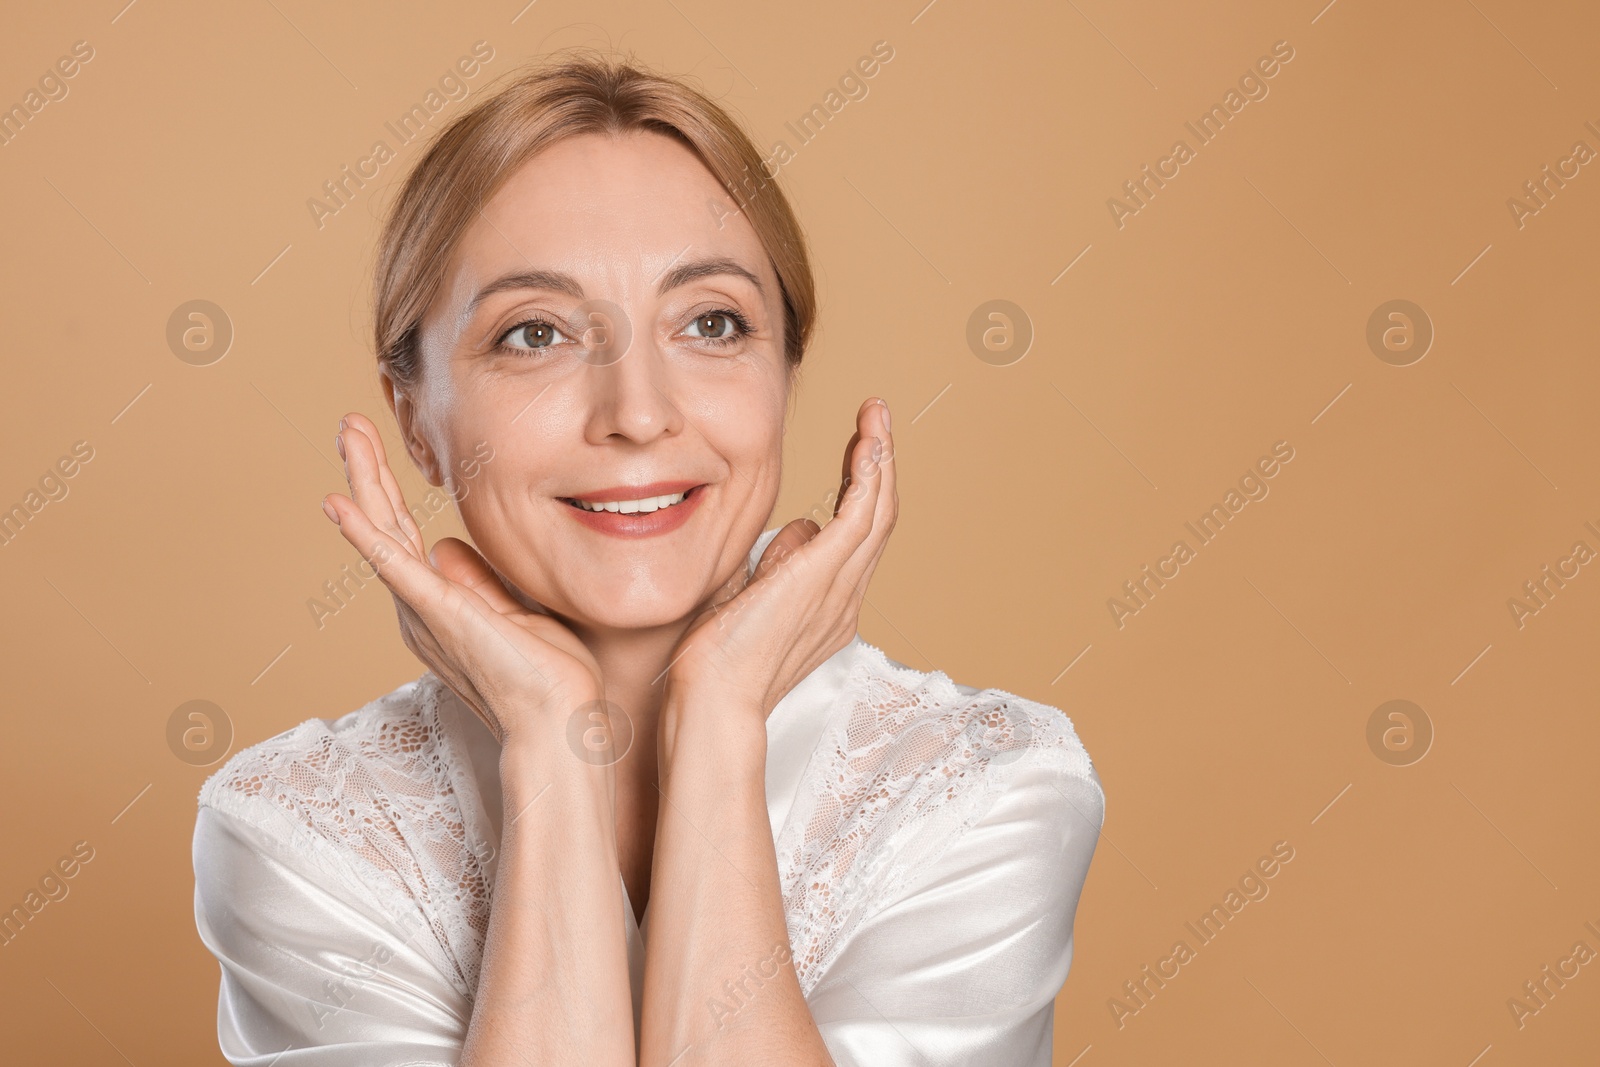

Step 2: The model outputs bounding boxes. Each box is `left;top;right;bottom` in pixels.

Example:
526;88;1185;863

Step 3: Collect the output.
192;51;1105;1067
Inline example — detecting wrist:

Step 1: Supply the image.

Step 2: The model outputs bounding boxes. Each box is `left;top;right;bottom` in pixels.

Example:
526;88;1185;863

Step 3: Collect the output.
489;679;603;753
496;697;619;806
659;683;768;779
497;743;620;844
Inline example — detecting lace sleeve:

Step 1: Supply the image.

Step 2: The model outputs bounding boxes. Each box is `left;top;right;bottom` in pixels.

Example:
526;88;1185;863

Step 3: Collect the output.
803;758;1105;1067
191;678;495;1066
192;799;470;1066
195;678;496;1000
773;642;1105;1066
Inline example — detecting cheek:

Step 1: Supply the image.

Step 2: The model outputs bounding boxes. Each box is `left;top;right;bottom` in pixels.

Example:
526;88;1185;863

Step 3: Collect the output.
428;373;560;493
730;389;786;453
681;364;789;458
451;441;540;517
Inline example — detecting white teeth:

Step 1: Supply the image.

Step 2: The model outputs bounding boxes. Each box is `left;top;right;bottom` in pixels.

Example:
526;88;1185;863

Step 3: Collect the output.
571;490;690;514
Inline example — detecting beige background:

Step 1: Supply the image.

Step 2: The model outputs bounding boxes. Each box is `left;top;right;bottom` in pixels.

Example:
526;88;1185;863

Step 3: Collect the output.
2;0;1597;1063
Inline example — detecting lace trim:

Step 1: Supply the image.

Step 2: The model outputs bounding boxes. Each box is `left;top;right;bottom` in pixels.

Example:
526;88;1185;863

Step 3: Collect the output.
197;676;492;1001
774;639;1101;996
197;643;1101;1006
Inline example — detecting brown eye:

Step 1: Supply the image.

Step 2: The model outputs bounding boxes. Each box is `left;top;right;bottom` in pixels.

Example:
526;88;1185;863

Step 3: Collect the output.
694;313;732;338
683;310;748;346
499;318;571;353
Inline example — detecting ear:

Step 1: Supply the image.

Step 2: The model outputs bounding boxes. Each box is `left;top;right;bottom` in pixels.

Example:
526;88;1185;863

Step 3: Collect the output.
380;364;444;487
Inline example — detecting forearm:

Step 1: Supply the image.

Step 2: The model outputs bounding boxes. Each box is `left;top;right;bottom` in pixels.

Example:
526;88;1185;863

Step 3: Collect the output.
639;690;833;1066
460;714;636;1067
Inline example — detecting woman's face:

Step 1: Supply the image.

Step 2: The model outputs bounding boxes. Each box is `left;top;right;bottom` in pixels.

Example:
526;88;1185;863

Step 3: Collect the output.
394;129;793;633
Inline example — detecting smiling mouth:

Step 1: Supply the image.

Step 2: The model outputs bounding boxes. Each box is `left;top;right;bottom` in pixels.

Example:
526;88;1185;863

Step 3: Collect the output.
560;485;703;514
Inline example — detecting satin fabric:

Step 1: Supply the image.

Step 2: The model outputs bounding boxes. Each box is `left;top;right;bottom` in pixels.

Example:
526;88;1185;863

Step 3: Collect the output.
193;530;1106;1065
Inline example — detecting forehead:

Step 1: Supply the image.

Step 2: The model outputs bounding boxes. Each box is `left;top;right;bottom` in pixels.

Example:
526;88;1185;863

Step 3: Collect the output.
446;129;772;293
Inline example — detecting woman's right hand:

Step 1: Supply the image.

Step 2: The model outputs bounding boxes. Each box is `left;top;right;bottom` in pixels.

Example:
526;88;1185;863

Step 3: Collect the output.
322;412;601;747
328;415;635;1067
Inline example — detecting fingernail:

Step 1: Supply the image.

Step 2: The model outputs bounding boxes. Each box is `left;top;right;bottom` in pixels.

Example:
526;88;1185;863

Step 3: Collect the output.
335;432;345;460
322;499;340;525
338;417;347;431
878;398;891;432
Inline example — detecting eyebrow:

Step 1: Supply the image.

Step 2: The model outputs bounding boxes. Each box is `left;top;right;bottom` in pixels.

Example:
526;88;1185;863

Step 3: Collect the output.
655;256;765;297
464;268;584;320
463;256;765;320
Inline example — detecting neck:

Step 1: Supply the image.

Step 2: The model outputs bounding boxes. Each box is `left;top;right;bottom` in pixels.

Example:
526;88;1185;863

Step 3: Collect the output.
566;616;695;927
572;617;693;761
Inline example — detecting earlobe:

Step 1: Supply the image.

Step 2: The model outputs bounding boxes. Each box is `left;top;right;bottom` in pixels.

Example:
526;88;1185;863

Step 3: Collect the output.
380;369;444;486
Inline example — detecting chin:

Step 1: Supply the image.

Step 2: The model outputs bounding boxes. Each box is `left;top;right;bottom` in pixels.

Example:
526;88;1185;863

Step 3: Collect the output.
496;549;709;632
584;598;699;632
566;584;706;633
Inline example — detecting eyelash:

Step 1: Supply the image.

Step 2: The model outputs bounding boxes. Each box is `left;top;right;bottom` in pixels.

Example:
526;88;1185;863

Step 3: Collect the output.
493;308;753;357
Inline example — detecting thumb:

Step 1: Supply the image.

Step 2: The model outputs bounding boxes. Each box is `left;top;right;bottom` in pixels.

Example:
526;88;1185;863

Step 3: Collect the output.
753;517;821;582
429;537;524;616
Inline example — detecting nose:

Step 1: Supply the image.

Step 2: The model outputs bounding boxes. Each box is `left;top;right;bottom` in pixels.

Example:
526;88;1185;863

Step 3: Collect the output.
578;311;683;447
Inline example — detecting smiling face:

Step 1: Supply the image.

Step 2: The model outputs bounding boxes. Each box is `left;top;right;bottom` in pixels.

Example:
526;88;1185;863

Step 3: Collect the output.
389;129;793;633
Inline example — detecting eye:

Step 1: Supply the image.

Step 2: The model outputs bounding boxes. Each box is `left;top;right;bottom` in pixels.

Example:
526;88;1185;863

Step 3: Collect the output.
496;316;573;355
682;309;751;348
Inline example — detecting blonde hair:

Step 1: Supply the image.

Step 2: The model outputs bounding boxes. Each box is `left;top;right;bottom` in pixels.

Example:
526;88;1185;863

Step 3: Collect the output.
372;49;816;384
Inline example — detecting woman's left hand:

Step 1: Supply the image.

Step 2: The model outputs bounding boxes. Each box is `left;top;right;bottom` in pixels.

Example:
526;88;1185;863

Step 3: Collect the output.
665;396;897;725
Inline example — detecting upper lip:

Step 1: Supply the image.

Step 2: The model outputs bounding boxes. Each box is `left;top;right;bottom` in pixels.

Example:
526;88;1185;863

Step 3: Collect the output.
562;480;704;505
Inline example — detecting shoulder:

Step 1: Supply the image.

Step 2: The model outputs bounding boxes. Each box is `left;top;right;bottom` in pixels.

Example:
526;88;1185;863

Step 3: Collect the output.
196;672;451;810
195;671;462;859
193;671;489;1000
779;640;1104;991
845;639;1104;811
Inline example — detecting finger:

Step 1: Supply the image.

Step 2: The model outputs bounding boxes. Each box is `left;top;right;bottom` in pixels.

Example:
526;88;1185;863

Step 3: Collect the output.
430;537;526;617
833;415;864;520
323;491;454;611
327;490;553;695
842;397;894;531
831;394;894;514
841;398;897;590
339;417;421;559
324;489;511;655
341;416;423;556
816;410;885;564
871;397;895;520
809;403;896;611
752;517;821;582
342;412;427;556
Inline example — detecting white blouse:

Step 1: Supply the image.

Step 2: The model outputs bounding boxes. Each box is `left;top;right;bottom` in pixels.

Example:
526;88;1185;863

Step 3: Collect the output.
192;528;1106;1066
